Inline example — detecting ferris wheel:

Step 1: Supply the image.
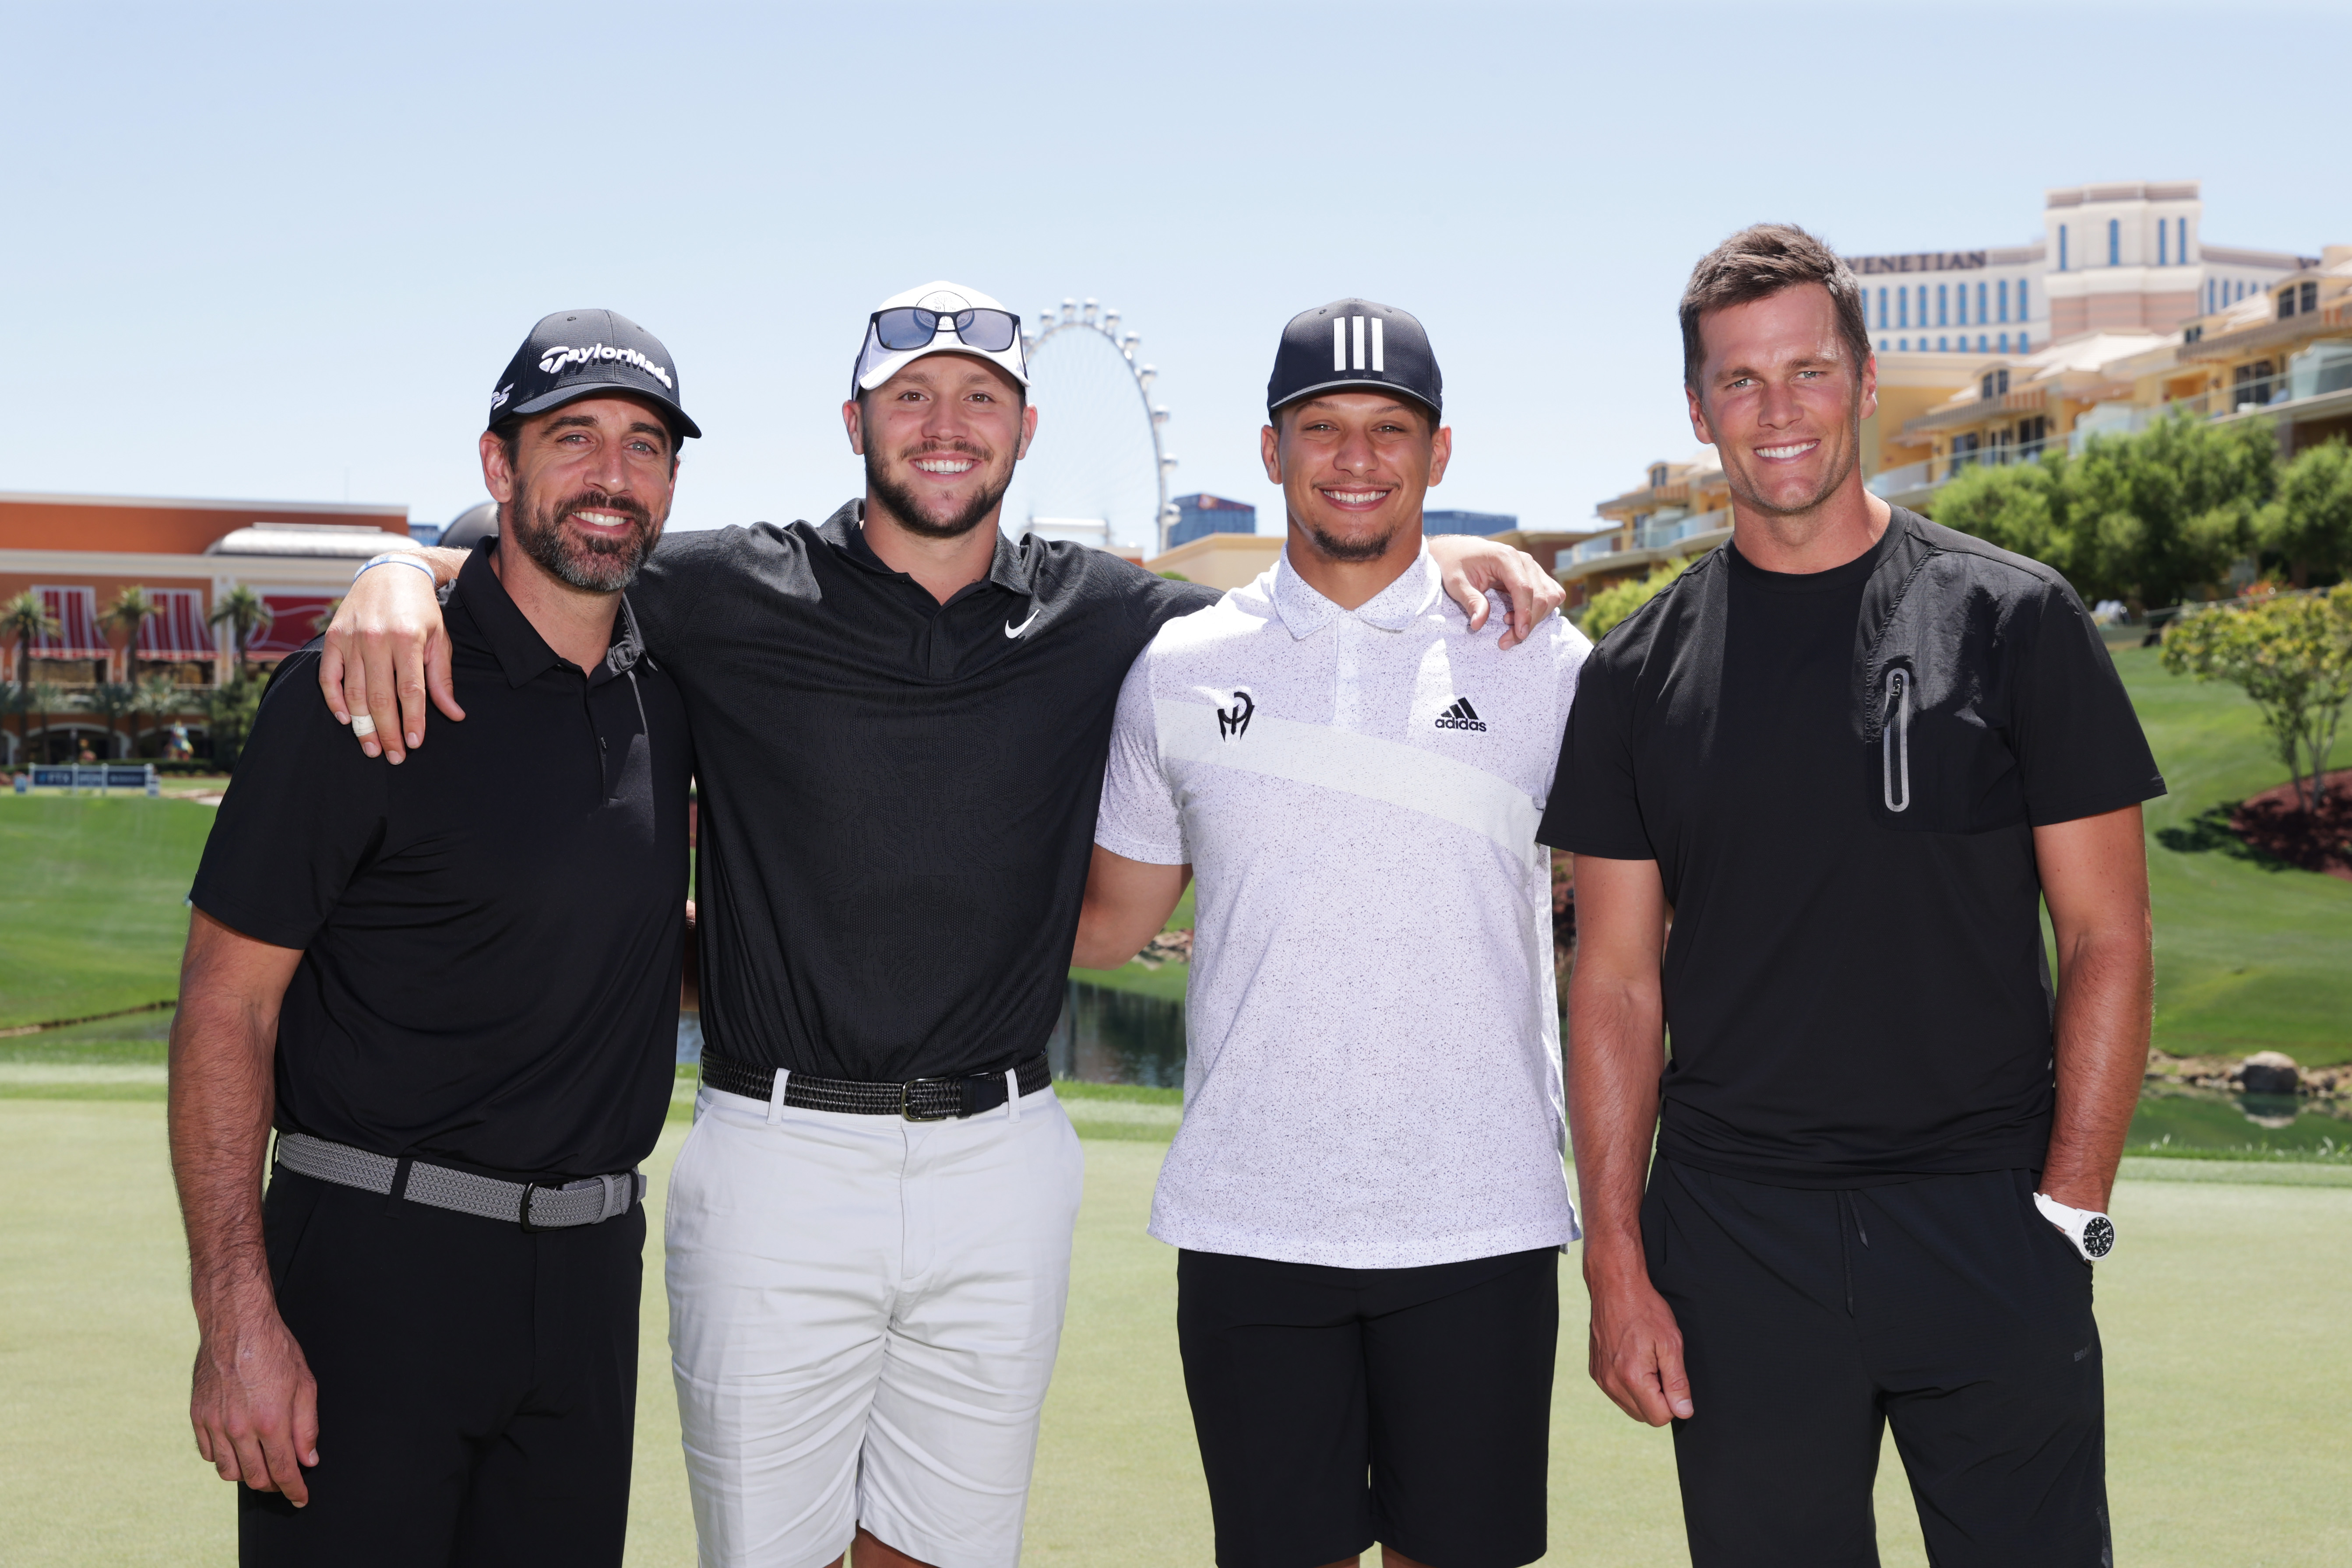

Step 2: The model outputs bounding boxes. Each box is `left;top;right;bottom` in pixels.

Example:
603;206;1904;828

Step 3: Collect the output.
999;297;1178;555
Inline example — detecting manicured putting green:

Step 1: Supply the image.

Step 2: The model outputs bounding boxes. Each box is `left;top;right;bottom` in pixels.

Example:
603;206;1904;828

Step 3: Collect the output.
0;797;216;1028
3;1102;2345;1566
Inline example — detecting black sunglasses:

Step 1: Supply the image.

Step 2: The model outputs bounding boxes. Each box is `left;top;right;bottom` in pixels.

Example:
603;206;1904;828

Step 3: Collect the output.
869;306;1022;355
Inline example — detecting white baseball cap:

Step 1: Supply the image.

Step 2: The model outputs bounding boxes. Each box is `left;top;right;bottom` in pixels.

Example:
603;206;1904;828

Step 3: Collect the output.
851;280;1031;397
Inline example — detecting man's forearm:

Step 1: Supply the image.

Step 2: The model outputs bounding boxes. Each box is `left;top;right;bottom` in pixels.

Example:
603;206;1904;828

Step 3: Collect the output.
2040;924;2154;1212
1566;970;1666;1280
168;990;282;1329
370;545;468;588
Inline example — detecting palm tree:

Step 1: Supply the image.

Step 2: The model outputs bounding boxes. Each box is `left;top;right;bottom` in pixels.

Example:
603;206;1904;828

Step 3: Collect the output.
208;584;274;675
29;681;67;765
103;587;162;754
85;682;137;760
135;672;184;759
4;591;61;759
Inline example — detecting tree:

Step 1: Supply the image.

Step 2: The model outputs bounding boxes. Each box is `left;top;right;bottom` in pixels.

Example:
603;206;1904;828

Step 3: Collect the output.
2161;584;2352;816
2066;412;2278;612
29;681;67;766
2258;440;2352;589
4;590;62;756
84;682;137;760
208;584;275;672
1581;555;1693;640
135;671;184;758
1933;452;2096;591
103;586;166;755
207;673;264;771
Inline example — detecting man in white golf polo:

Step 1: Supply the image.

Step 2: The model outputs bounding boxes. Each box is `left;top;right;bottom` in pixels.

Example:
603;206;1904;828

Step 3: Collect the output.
1075;299;1588;1568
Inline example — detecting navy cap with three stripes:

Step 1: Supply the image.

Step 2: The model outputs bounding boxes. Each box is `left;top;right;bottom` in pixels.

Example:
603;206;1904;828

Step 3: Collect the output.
1265;297;1442;422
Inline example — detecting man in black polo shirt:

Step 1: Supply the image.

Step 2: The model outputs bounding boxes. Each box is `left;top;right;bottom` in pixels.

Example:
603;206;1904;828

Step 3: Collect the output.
1548;226;2161;1567
171;309;696;1566
313;280;1561;1568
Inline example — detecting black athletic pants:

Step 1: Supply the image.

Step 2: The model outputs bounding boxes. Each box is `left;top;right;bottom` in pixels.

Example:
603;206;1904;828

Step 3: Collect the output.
1177;1246;1559;1568
1644;1160;2109;1568
239;1167;644;1567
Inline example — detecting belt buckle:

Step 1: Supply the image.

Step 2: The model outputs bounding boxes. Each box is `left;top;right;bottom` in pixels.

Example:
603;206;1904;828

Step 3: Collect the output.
518;1180;546;1232
901;1076;958;1122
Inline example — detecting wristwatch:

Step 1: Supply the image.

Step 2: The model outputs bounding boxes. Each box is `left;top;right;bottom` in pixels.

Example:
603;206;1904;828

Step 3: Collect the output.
2034;1192;2116;1262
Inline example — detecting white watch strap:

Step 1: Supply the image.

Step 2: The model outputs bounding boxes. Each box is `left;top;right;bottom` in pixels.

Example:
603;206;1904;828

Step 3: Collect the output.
2033;1192;2116;1262
355;552;439;586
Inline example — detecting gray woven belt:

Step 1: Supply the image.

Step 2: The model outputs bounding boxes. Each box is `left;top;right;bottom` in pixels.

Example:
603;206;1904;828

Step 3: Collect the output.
275;1132;644;1230
699;1049;1052;1120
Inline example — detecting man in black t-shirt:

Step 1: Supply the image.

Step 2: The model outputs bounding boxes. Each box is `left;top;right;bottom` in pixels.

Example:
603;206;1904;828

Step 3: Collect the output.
172;310;697;1566
1544;227;2161;1568
313;281;1563;1568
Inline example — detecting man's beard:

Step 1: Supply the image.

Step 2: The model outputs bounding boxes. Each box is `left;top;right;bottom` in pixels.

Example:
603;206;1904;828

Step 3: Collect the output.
866;445;1011;541
1303;514;1408;564
504;474;659;592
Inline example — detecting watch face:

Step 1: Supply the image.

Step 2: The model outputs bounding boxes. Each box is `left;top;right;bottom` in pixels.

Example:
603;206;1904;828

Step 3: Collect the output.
2083;1216;2116;1259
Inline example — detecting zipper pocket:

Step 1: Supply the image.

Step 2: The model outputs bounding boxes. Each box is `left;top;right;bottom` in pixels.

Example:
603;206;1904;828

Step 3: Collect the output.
1882;667;1912;813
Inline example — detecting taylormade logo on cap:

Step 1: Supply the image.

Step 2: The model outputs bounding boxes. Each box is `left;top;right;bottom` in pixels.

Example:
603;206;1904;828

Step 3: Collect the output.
535;343;675;390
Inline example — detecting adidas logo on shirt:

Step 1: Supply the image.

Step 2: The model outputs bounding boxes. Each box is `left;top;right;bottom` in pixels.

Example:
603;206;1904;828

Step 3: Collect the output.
1434;698;1487;732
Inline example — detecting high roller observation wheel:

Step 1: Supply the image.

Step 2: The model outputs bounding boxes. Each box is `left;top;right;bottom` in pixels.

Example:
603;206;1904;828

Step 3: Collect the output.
1000;295;1178;555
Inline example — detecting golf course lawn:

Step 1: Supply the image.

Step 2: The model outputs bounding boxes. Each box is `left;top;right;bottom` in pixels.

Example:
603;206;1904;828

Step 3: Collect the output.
0;795;214;1029
3;1100;2344;1567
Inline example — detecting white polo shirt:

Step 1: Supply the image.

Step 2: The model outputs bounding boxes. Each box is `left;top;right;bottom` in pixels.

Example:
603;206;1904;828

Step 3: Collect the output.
1095;545;1590;1269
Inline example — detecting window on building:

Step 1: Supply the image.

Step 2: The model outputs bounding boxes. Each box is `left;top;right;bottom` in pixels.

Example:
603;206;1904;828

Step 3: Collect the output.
1981;368;2010;401
1898;338;1908;351
2206;279;2215;313
2059;225;2068;271
2019;281;2029;318
1648;463;1669;489
2159;223;2168;267
1938;284;1948;327
1876;287;1887;329
1937;336;1948;352
1977;281;1987;324
2178;217;2188;263
1999;332;2010;353
2301;280;2319;314
1998;279;2010;322
1879;337;1889;351
2020;331;2030;352
2108;218;2120;267
1979;334;1988;352
1898;291;1908;329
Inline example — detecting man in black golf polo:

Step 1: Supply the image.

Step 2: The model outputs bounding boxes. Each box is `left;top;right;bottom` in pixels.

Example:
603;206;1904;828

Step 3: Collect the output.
311;281;1563;1568
172;309;696;1564
1552;225;2160;1567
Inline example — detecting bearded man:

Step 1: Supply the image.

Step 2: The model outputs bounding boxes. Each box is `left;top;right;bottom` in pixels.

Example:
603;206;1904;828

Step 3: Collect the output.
172;308;696;1566
317;281;1563;1568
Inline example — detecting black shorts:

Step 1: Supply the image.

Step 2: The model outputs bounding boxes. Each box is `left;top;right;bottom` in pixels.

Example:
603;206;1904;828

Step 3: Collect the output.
1644;1159;2109;1568
239;1168;644;1568
1176;1245;1559;1568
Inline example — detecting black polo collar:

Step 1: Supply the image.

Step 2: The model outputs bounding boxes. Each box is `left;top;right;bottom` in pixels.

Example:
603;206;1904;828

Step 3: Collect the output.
453;538;650;689
817;498;1037;600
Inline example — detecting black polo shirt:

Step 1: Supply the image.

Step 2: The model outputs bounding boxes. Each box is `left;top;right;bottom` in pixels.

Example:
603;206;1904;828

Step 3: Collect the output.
191;544;692;1181
630;499;1217;1083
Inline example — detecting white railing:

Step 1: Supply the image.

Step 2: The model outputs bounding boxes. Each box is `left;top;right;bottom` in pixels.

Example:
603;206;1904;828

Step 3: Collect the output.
1560;534;1626;567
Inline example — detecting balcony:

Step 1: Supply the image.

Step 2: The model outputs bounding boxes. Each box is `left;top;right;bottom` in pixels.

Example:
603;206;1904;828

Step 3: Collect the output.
1555;510;1732;577
1867;443;2049;498
1902;384;2048;439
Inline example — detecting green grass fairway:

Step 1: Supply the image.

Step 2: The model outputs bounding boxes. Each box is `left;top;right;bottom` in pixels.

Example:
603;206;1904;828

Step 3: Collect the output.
2120;644;2352;1065
4;1102;2345;1566
0;797;214;1029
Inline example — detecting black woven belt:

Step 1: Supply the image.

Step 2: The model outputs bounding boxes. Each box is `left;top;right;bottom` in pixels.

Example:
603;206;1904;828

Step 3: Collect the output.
698;1048;1053;1121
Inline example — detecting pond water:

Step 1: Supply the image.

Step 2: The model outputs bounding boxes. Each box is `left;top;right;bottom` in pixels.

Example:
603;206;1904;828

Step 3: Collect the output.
679;991;2349;1156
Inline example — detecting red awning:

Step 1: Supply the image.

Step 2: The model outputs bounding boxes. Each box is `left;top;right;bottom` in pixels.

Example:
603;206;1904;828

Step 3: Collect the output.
31;586;109;659
246;594;342;657
134;589;217;660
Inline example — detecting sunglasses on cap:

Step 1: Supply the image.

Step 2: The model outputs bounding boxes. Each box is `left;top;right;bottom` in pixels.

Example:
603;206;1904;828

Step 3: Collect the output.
867;306;1022;354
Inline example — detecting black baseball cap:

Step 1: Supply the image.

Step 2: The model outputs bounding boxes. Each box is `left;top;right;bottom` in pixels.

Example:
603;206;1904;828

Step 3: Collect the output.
487;309;701;441
1266;298;1442;421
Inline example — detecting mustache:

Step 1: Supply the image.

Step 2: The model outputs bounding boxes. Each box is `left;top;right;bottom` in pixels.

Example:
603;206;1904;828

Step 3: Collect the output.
897;439;993;466
548;489;654;531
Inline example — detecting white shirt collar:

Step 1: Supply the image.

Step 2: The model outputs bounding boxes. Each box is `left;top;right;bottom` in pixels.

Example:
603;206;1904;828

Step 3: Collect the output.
1270;545;1442;641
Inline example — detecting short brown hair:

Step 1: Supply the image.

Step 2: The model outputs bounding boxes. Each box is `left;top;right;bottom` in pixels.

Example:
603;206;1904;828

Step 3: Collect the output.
1679;224;1871;392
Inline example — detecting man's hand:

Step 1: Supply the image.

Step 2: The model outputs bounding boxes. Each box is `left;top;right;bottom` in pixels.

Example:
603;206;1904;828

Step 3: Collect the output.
317;547;468;763
190;1293;320;1503
1586;1265;1695;1425
1425;534;1566;649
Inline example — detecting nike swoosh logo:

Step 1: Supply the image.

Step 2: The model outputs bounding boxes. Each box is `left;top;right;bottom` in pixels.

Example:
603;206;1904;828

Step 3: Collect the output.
1005;606;1042;638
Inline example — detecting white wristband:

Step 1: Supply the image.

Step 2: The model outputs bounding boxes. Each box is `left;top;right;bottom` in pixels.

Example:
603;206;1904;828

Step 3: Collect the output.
355;552;439;586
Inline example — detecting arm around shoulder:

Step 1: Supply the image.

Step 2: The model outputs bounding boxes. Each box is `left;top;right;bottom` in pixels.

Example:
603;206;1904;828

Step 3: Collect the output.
317;545;470;763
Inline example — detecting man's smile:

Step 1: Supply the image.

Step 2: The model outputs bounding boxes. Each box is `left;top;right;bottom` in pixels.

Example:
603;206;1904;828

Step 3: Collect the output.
1318;486;1393;511
566;507;638;532
912;456;979;477
1753;440;1820;462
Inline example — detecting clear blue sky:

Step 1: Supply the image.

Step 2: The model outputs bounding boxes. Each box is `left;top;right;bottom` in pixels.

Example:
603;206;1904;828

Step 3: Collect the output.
5;1;2345;538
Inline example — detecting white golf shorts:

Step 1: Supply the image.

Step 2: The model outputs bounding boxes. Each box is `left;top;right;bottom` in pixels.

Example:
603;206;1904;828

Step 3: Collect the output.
665;1075;1084;1568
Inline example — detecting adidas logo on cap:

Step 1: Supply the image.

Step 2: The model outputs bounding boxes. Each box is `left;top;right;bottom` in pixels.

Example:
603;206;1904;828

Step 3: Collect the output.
1434;698;1486;732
